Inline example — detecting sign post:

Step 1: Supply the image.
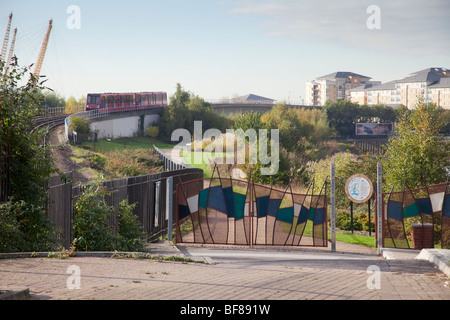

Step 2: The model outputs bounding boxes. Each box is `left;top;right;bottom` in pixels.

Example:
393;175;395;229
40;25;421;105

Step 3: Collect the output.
345;173;374;235
376;163;383;254
330;163;336;252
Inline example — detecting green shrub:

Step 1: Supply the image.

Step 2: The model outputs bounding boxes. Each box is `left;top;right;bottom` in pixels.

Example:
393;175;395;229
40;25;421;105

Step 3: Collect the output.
335;210;374;232
87;153;107;170
69;116;91;143
116;199;146;251
146;125;159;138
0;200;58;253
73;182;147;252
74;183;116;251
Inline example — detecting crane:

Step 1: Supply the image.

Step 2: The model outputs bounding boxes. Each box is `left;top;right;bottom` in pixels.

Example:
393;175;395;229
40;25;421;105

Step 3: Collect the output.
1;12;13;64
32;19;52;82
4;27;17;75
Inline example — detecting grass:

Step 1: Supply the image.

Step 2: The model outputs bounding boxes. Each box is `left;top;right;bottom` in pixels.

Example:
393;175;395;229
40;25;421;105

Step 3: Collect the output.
181;150;235;177
81;136;175;153
70;136;168;179
335;232;376;248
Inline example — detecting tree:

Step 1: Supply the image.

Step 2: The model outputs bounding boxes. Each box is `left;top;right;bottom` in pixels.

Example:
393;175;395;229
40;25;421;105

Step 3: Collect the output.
233;111;263;133
293;108;331;145
157;83;232;139
42;90;65;109
382;99;449;190
323;100;397;137
323;100;360;137
261;103;309;152
0;57;55;205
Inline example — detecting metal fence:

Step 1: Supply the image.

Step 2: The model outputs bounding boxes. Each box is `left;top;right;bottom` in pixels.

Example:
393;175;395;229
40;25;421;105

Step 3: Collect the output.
352;138;388;154
47;168;203;248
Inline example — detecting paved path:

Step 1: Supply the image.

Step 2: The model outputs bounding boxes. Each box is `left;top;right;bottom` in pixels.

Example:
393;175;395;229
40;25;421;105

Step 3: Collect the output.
0;242;449;301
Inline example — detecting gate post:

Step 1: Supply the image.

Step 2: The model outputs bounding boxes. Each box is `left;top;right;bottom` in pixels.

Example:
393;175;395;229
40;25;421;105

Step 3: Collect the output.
330;163;336;252
166;176;173;242
154;181;161;227
376;163;383;254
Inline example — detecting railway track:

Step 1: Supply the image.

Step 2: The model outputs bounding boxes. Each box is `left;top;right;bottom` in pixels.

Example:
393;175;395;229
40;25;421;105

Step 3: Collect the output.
31;114;67;134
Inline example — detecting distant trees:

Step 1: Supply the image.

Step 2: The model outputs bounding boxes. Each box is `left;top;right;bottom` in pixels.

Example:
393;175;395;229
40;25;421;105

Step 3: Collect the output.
323;100;397;137
41;91;65;109
157;83;232;139
231;104;332;185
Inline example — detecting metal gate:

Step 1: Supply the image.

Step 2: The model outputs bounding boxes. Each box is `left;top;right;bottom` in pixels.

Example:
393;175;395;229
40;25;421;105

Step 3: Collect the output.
175;174;328;247
381;181;450;249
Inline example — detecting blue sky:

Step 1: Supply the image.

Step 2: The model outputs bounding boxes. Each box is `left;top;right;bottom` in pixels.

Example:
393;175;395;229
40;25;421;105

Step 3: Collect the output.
1;0;449;102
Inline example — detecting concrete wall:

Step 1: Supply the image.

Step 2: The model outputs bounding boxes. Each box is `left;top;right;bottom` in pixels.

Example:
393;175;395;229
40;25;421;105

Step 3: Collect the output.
90;114;159;139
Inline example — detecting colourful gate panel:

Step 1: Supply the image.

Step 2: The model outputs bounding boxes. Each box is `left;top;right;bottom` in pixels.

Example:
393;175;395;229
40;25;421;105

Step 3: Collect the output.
176;176;328;247
382;181;450;249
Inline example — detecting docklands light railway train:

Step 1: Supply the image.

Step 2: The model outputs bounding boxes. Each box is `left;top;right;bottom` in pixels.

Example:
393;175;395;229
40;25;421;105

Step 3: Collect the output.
85;92;168;112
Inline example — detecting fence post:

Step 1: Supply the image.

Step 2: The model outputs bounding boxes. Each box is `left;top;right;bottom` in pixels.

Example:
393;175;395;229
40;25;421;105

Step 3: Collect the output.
330;163;336;252
154;181;161;227
376;163;383;254
166;176;173;242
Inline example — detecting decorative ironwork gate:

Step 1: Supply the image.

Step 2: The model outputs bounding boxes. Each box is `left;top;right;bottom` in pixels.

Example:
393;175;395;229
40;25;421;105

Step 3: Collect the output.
175;173;328;247
381;181;450;249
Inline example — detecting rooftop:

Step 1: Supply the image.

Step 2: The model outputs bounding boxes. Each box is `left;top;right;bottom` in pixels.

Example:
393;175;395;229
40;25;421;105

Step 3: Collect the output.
428;77;450;88
232;94;275;102
396;67;450;83
366;81;397;91
317;71;371;80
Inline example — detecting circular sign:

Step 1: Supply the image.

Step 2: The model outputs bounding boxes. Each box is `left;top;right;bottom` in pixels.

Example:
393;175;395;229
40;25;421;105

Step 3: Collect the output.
345;174;373;203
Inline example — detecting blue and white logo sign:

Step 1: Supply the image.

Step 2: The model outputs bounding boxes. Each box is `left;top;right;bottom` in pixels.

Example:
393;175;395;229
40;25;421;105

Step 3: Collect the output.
345;174;373;203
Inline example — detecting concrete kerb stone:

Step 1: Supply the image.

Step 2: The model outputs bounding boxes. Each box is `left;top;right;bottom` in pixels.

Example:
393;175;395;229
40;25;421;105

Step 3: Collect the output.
0;241;210;263
380;248;422;260
416;249;450;278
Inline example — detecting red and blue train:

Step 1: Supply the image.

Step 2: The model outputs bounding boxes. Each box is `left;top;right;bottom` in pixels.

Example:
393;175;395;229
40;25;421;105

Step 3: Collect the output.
85;92;168;111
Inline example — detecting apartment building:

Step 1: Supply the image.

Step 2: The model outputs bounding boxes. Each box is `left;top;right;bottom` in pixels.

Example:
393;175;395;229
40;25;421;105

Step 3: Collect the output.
305;71;380;106
349;68;450;109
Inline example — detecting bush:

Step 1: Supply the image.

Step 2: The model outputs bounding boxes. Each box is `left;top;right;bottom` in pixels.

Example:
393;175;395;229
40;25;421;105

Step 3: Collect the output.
0;200;58;253
87;153;107;170
335;210;374;232
116;199;146;251
146;125;159;138
74;183;116;251
73;182;147;252
69;116;91;143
